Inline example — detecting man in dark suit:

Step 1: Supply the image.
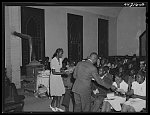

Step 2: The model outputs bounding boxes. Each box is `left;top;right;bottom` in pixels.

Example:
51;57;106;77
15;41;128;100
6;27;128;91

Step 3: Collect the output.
72;52;112;112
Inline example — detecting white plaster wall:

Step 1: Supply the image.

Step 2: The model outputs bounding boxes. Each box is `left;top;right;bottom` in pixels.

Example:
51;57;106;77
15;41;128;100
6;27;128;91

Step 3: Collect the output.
32;6;117;59
5;6;21;88
109;17;117;56
5;6;12;79
117;7;146;56
5;6;118;88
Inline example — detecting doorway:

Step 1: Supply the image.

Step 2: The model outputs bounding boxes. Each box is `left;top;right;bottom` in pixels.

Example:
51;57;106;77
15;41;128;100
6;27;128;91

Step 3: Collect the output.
21;6;45;75
98;18;109;58
67;13;83;64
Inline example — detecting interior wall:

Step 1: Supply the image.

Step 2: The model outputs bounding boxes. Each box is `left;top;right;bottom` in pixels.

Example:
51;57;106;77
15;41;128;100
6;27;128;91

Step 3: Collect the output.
5;6;21;88
117;7;146;56
5;6;118;88
109;17;117;56
32;6;117;59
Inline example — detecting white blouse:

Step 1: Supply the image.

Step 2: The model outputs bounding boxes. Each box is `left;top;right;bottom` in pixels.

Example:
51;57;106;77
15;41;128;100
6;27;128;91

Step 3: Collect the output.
132;80;146;96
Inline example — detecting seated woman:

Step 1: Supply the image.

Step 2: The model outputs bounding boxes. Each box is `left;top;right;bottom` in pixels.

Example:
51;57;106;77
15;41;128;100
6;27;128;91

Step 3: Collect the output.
121;71;146;112
101;73;128;112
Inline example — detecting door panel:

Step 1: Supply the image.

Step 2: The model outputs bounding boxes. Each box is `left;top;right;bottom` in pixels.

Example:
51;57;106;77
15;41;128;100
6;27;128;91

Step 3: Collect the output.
98;18;108;57
21;6;45;75
68;13;83;64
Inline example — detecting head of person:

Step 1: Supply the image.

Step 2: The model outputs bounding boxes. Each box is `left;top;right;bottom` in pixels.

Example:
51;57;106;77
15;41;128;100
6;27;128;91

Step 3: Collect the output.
128;62;133;69
103;66;109;74
115;73;122;83
118;65;124;73
45;57;49;62
129;69;137;77
52;48;63;59
99;66;109;75
62;57;69;67
136;70;145;84
89;52;98;64
69;60;75;67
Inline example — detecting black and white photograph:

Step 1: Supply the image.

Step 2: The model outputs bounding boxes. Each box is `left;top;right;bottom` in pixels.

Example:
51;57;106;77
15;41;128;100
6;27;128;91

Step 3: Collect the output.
2;2;148;113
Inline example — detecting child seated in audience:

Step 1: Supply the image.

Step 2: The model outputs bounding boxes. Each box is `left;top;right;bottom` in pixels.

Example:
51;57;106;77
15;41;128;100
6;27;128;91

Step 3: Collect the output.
101;73;128;112
121;70;146;112
90;66;113;112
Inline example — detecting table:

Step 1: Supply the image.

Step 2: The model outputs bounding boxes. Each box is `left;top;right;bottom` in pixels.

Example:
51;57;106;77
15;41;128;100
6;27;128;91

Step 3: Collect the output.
36;73;50;95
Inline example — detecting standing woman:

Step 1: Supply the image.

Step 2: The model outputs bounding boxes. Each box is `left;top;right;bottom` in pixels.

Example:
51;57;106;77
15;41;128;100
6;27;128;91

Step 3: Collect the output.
49;48;67;112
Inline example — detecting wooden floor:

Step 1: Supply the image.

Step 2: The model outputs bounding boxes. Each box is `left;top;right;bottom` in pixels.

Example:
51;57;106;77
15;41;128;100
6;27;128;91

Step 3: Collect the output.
17;88;73;112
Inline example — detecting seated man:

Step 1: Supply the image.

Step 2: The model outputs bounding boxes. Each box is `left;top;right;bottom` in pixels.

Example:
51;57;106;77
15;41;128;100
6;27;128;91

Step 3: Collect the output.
121;71;146;112
101;73;128;112
90;80;110;112
90;66;113;112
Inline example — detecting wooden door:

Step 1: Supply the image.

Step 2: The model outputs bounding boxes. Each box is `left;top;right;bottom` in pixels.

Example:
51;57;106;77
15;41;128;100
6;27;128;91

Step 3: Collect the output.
68;13;83;64
21;6;45;75
98;18;108;58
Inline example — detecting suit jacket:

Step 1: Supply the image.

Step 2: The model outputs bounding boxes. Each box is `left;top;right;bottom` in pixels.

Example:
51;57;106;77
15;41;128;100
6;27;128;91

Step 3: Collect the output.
72;60;111;96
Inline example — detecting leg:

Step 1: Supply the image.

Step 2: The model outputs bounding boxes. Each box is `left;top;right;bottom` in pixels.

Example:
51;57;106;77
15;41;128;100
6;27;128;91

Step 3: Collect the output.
101;101;111;112
101;101;107;112
61;89;71;110
73;93;82;112
56;96;61;108
71;91;75;112
80;93;91;112
92;96;104;112
51;96;57;107
105;102;111;112
121;104;129;112
129;105;135;112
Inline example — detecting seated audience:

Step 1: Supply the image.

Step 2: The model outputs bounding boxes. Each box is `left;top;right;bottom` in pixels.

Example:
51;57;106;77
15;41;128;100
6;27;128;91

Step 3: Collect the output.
101;73;128;112
121;70;146;112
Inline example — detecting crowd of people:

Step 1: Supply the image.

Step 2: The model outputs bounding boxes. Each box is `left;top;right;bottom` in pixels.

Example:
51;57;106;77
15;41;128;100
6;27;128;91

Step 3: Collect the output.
43;48;146;112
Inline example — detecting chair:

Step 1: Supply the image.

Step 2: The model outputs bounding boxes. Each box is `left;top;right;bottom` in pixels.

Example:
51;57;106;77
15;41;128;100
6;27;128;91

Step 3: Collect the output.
4;76;25;112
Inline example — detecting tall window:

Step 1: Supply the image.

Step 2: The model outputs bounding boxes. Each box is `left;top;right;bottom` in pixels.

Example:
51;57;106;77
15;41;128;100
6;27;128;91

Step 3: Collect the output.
21;6;45;75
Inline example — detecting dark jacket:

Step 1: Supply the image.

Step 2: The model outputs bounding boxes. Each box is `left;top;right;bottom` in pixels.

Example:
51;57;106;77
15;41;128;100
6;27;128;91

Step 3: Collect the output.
72;60;111;96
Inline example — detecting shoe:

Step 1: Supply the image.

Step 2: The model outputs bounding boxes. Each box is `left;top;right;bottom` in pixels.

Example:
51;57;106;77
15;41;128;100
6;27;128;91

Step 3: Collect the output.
55;107;65;112
49;105;57;112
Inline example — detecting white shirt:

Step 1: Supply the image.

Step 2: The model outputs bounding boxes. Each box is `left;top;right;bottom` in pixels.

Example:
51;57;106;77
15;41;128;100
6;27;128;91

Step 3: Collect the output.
132;80;146;96
113;80;128;93
51;57;62;72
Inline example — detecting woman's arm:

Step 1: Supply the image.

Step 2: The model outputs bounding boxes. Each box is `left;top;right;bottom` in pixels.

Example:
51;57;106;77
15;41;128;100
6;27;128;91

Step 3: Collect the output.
110;85;117;91
125;89;134;96
132;94;146;100
51;69;68;75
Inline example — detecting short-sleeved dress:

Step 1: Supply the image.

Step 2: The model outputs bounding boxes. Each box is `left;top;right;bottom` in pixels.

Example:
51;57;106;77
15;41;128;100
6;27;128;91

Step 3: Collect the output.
50;57;65;96
104;80;128;111
123;80;146;112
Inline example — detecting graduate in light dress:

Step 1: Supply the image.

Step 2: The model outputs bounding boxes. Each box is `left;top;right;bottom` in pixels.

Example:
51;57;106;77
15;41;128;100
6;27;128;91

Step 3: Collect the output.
49;48;69;112
121;70;146;112
101;73;128;112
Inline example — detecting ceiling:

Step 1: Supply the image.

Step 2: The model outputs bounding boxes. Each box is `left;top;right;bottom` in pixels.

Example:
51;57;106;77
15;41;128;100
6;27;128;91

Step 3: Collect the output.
65;7;123;17
31;2;123;18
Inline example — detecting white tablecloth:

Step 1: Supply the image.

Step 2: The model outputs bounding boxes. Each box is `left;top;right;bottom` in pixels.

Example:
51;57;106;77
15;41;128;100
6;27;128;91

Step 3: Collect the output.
36;74;50;94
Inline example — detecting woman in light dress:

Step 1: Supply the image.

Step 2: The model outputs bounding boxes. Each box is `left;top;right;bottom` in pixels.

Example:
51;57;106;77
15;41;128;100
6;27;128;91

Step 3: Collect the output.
121;71;146;112
49;48;69;112
101;74;128;112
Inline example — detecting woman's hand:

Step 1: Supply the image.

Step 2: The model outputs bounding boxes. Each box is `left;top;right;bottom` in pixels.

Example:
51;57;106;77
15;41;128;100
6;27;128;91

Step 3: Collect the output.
117;88;126;94
111;85;117;91
125;89;134;96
